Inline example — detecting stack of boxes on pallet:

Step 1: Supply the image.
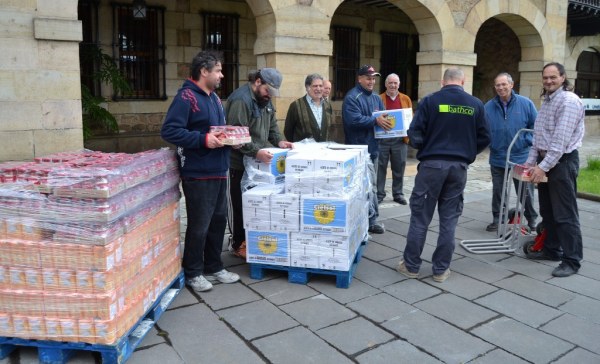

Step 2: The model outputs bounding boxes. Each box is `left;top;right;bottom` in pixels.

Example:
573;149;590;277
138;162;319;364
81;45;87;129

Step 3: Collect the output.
0;149;182;345
243;143;370;271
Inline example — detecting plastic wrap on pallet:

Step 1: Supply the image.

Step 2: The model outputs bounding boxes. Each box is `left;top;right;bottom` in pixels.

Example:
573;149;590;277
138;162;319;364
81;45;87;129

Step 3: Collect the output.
0;148;183;345
241;141;371;272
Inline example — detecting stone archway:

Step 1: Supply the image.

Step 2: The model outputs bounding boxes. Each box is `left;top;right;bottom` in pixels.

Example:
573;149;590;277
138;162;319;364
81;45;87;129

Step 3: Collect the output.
464;0;549;104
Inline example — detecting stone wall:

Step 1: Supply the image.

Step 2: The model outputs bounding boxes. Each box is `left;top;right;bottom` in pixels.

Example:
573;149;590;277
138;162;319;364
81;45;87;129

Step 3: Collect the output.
0;0;84;161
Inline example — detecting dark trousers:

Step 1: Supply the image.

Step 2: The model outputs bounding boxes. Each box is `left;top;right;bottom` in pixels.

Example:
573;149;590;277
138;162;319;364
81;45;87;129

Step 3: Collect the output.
228;168;245;250
377;138;407;200
403;160;467;275
181;178;227;278
490;165;538;226
537;150;583;270
368;156;380;226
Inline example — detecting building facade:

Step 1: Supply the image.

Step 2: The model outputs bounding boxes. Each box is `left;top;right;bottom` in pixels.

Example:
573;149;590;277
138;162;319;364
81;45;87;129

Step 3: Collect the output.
0;0;599;161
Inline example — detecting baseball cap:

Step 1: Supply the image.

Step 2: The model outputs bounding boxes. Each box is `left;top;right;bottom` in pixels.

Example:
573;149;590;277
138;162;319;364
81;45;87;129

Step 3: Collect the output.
258;68;283;96
358;65;381;77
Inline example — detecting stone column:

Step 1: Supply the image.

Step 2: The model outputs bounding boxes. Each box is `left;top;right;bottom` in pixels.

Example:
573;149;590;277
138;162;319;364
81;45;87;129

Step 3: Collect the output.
416;50;478;98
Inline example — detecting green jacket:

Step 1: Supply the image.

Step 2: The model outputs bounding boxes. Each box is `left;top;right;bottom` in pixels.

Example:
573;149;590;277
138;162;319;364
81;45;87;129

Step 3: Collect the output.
283;96;332;142
225;83;283;170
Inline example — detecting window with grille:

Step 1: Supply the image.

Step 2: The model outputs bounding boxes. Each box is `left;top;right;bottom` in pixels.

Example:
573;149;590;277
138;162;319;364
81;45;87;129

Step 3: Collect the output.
78;0;100;97
112;4;166;100
332;27;361;100
379;32;419;99
202;12;239;99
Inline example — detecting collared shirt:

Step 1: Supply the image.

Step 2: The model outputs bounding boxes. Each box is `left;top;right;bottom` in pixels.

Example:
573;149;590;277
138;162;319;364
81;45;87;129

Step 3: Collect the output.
526;88;585;171
306;94;323;128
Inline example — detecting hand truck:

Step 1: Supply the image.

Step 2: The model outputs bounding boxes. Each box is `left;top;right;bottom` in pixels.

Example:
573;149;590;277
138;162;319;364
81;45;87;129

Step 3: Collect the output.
460;128;537;254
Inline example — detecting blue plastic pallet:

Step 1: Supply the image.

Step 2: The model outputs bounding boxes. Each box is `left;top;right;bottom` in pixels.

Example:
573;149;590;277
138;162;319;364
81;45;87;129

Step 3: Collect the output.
249;241;366;288
0;271;185;364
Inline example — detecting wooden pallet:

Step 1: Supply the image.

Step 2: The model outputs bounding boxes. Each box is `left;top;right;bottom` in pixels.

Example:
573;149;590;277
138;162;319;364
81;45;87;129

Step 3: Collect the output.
249;242;366;288
0;271;184;364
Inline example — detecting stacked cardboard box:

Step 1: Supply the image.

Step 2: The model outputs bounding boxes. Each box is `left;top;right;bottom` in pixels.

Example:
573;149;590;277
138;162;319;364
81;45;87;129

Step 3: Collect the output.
0;149;182;344
242;144;370;272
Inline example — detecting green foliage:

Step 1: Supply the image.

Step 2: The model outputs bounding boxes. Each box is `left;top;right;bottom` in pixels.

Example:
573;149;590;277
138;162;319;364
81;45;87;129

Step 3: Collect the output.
578;156;600;195
80;45;132;140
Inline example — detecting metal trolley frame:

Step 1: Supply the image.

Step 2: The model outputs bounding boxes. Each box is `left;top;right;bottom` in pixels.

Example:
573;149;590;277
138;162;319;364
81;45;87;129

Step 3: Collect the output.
460;128;535;254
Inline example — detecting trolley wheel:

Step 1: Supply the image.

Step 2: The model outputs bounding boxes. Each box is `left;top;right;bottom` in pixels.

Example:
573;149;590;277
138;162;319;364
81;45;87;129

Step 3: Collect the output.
522;238;536;255
536;221;545;235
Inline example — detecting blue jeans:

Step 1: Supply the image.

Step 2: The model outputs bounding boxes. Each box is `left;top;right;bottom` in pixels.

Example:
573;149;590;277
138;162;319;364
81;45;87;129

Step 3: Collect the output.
490;165;538;226
181;178;228;278
403;160;467;274
537;150;582;270
377;138;407;200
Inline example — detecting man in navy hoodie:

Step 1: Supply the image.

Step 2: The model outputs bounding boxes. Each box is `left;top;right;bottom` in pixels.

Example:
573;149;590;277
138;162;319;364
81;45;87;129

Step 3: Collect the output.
161;50;240;292
397;68;490;283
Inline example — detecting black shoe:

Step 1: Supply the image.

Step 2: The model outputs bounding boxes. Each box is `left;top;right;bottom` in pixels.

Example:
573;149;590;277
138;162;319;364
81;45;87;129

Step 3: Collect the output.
393;196;407;205
368;223;385;234
377;198;383;204
552;264;577;277
486;223;498;232
525;249;561;261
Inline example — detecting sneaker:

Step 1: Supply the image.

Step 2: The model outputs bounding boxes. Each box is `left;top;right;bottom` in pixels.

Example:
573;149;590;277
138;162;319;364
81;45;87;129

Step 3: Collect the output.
551;263;577;277
368;223;385;234
186;275;212;292
486;222;498;232
230;241;247;259
207;269;240;284
396;260;418;278
432;269;451;283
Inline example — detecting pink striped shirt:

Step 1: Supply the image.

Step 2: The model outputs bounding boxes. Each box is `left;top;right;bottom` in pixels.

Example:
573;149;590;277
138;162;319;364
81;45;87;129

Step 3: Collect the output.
526;88;585;171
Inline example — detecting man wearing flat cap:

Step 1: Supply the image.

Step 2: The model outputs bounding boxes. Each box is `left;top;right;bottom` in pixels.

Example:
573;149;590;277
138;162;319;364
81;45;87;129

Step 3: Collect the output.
225;68;294;259
342;65;391;234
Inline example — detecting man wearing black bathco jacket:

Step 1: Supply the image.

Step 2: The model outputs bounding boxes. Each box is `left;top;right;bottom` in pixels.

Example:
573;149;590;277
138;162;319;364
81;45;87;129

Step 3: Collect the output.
397;68;490;283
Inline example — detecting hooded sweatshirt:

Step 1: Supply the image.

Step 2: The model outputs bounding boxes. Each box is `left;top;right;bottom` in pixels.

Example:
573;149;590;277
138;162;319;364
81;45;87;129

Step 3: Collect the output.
161;78;229;178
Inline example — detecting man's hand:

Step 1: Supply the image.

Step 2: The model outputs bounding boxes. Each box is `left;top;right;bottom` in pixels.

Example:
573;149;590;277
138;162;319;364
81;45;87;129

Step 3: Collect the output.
529;165;547;183
256;148;273;163
278;141;294;149
206;132;224;149
376;114;392;131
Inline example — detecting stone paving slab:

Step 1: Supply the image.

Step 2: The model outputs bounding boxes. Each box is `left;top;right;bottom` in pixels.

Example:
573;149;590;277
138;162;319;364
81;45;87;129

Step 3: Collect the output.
218;299;299;340
127;343;184;364
308;277;380;304
252;326;354;364
493;274;576;307
468;348;529;364
383;309;494;363
474;290;563;328
428;271;498;300
448;256;514;283
315;317;395;356
159;304;264;364
355;340;442;364
415;293;498;330
558;295;600;324
353;257;405;288
548;274;600;300
382;278;441;304
198;281;262;310
279;294;356;330
472;317;574;363
553;348;600;363
248;276;319;305
362;241;401;262
541;313;600;354
346;293;417;323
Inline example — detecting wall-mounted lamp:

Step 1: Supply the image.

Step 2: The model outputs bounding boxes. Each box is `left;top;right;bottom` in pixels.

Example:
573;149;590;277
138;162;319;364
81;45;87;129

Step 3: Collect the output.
132;0;147;19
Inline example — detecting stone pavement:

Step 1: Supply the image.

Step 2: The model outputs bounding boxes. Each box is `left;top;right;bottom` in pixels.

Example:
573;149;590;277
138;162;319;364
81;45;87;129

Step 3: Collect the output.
3;137;600;364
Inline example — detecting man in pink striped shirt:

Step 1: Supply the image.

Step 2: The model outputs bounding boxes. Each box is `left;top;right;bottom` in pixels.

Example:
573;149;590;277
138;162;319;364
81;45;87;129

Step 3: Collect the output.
525;62;585;277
